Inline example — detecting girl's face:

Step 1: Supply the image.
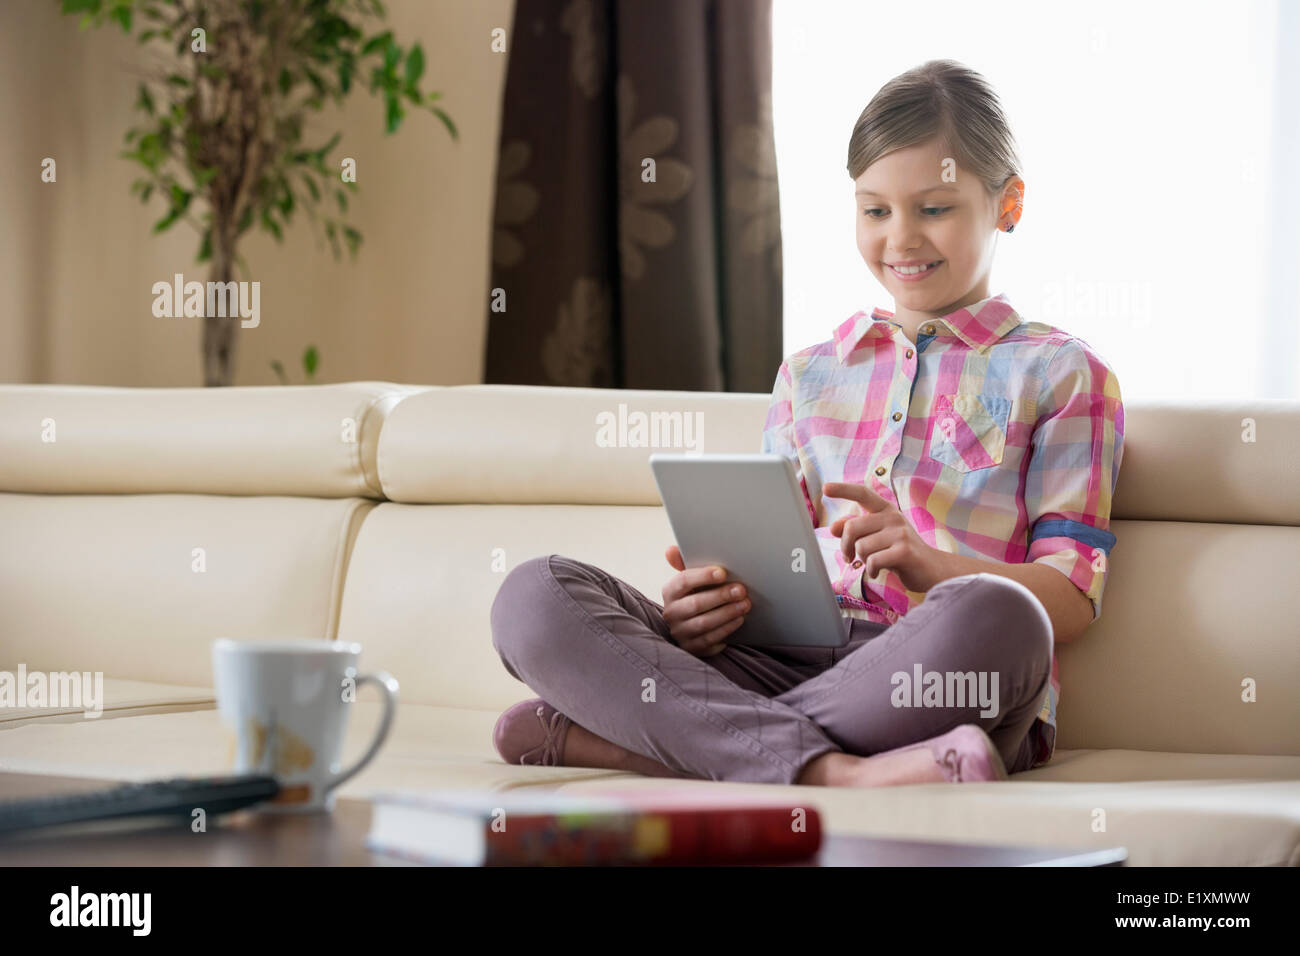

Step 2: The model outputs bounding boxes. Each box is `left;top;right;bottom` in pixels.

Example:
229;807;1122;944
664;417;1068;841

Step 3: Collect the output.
854;138;1020;323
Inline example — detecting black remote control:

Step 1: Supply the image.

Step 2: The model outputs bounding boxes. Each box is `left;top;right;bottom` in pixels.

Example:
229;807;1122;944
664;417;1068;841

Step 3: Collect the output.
0;774;282;835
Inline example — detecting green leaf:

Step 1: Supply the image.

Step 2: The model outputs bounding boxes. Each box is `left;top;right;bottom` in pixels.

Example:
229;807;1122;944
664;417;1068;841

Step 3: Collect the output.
124;130;165;172
278;68;292;95
384;94;403;134
61;0;101;14
303;67;327;98
334;188;347;213
432;107;458;141
108;6;131;31
315;131;341;159
194;166;218;188
278;181;294;217
196;230;212;263
269;359;288;384
169;183;192;212
360;31;392;57
136;84;155;117
138;29;157;45
261;208;283;242
405;43;425;88
342;225;362;256
152;209;180;233
302;345;319;377
301;175;320;202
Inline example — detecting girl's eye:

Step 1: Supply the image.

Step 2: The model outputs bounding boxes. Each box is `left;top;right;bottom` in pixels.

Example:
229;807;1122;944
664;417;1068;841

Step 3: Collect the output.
862;207;951;218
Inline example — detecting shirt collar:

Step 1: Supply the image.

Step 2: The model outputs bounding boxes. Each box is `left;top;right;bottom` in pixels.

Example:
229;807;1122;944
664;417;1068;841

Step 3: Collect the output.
833;292;1023;363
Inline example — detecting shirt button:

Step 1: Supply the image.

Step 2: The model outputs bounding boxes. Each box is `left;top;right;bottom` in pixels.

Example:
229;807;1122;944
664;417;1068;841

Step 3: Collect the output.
923;324;936;335
905;349;914;359
874;466;886;476
891;412;902;422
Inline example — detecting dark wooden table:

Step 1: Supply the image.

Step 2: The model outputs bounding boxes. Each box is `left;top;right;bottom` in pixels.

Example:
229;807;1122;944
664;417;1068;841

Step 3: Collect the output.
0;772;1126;866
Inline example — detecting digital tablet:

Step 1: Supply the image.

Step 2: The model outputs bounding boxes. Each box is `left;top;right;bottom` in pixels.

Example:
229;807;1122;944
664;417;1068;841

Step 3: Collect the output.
648;453;852;648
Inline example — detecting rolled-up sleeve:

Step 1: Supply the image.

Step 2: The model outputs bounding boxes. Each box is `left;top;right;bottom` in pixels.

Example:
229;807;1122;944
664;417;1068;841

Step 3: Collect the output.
760;359;818;530
1024;339;1125;620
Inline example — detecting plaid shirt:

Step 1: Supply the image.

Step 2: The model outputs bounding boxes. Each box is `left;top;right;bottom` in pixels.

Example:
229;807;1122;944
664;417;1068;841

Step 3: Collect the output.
761;292;1125;767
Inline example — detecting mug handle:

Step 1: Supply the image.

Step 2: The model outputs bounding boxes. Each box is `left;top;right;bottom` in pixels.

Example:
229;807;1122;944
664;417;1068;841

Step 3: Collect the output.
325;670;399;795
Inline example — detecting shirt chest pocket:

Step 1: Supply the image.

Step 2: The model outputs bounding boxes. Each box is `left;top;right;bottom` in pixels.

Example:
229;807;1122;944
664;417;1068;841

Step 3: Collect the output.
928;393;1013;473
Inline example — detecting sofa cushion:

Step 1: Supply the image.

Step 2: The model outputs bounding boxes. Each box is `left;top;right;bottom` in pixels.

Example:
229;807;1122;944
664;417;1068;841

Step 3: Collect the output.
0;382;429;498
1;706;1295;866
0;678;213;729
0;703;633;794
0;494;374;685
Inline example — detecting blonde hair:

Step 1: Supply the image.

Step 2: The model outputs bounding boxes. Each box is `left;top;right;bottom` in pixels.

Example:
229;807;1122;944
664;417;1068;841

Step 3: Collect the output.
846;59;1022;200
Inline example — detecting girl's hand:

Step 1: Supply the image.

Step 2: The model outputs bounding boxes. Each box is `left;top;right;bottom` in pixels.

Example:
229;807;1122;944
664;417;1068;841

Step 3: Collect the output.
822;482;946;593
661;545;749;657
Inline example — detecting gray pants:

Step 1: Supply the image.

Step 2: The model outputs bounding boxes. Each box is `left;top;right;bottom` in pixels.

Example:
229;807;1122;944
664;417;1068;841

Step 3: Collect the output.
491;555;1051;785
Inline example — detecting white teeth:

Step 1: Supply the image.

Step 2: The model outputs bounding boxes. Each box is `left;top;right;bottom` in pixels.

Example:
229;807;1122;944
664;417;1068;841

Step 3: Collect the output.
891;261;939;275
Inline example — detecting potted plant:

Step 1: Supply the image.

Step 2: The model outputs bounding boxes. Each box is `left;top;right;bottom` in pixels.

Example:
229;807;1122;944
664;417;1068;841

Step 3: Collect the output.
62;0;458;385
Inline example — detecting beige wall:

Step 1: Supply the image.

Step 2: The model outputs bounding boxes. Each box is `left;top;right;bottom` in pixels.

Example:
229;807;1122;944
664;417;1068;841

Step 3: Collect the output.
0;0;513;386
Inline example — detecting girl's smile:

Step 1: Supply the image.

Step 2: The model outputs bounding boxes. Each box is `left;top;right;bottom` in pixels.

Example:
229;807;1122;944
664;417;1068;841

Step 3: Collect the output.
886;259;944;281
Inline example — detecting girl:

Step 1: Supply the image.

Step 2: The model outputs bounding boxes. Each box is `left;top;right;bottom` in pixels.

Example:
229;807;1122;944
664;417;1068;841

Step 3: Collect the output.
489;59;1124;788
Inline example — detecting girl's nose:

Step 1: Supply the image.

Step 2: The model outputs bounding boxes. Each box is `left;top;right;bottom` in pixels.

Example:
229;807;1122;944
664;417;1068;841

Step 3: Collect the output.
889;216;922;248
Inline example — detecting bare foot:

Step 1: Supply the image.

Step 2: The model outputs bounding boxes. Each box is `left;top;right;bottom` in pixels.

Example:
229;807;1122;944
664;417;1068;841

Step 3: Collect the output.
796;749;948;788
563;722;690;779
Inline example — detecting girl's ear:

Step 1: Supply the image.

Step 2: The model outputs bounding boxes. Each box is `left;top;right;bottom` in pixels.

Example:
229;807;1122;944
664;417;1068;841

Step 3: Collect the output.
999;179;1025;231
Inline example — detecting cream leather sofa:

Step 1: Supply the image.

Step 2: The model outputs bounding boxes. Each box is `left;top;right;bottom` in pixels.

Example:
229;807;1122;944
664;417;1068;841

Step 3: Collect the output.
1;382;1297;866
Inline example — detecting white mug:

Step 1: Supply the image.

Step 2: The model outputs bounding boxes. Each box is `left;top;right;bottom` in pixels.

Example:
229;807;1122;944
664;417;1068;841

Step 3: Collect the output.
212;639;399;813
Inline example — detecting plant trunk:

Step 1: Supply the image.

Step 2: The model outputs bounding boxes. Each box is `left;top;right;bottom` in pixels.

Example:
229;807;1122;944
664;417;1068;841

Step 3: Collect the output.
203;238;238;387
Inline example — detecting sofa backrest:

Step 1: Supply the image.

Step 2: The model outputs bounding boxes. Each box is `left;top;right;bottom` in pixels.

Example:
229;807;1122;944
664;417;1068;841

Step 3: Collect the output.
3;383;1296;757
343;387;1300;757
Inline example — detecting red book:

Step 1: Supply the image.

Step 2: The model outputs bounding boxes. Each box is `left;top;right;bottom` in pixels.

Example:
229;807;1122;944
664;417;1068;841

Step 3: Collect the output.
365;786;822;866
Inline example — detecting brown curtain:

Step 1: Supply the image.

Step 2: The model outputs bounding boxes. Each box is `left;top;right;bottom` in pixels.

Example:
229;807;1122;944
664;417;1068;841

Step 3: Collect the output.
484;0;783;391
